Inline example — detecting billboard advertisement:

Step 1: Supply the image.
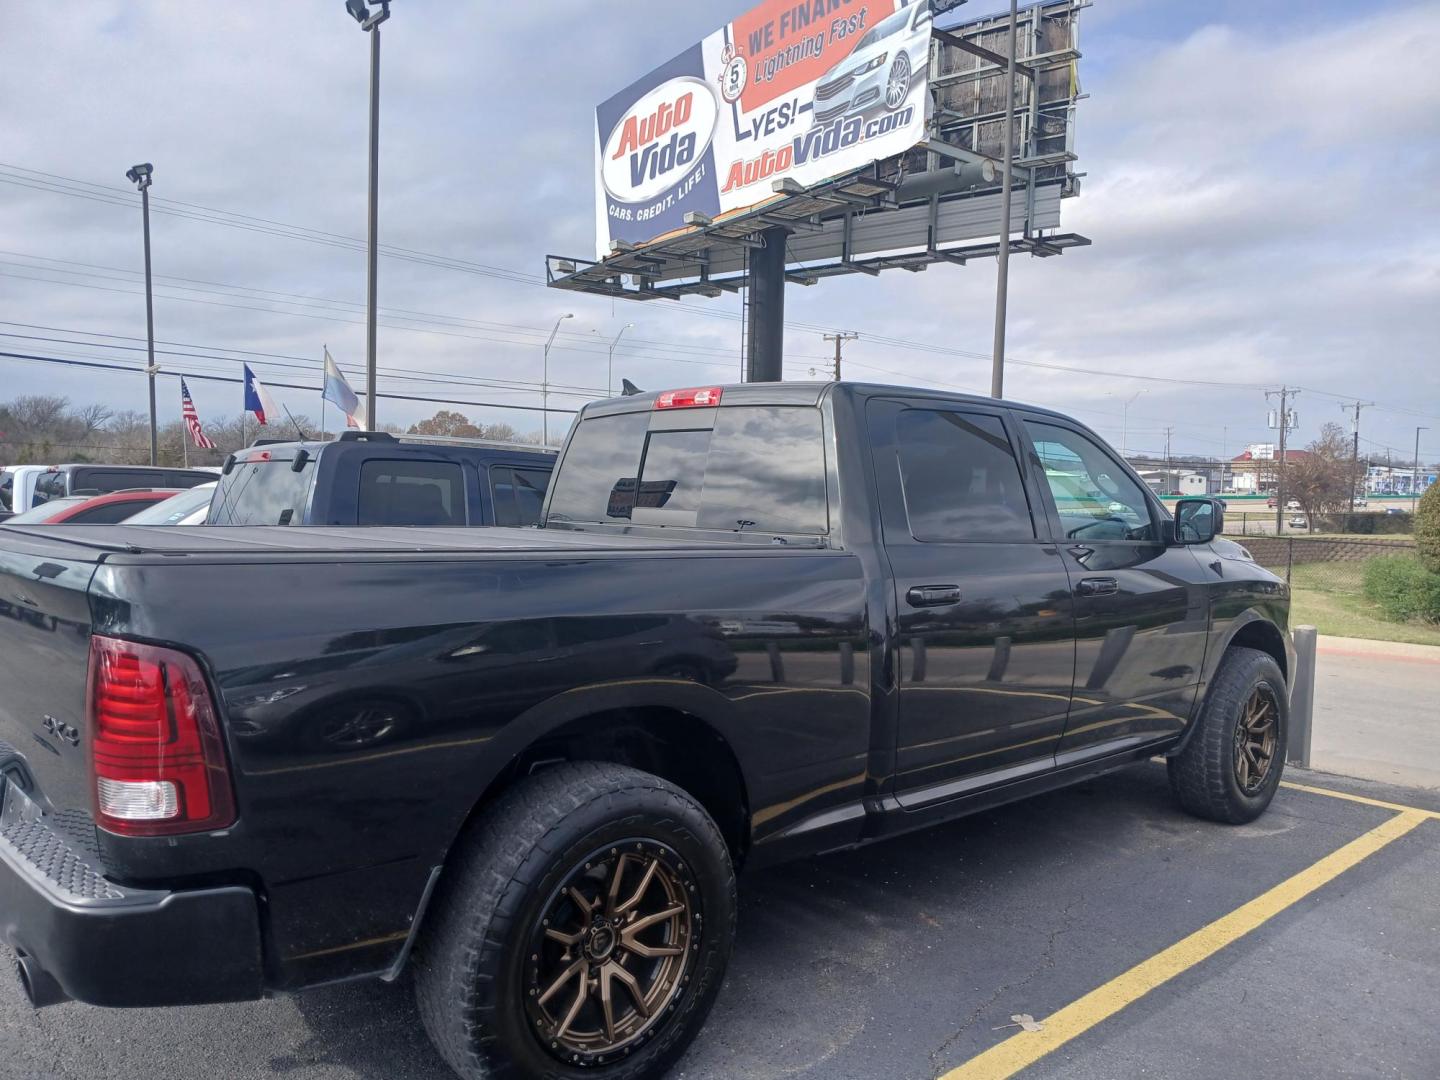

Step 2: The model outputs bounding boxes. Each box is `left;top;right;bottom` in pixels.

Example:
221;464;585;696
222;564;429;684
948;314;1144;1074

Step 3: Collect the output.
595;0;934;257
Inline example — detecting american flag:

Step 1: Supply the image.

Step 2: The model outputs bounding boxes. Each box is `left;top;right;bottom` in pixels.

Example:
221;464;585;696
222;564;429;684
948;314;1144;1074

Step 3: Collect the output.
180;378;217;450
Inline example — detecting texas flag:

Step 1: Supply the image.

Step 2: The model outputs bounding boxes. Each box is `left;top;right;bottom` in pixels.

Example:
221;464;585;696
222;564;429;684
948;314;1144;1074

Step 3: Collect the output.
243;364;277;425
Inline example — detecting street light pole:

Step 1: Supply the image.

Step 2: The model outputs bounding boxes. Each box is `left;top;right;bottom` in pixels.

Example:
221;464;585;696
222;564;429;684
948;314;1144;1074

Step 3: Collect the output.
346;0;390;428
607;323;633;397
1119;389;1146;459
989;0;1019;400
126;163;158;466
542;314;574;445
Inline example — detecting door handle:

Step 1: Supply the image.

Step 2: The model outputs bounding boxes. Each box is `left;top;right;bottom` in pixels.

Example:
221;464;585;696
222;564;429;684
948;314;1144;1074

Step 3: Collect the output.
906;584;962;607
1075;577;1119;597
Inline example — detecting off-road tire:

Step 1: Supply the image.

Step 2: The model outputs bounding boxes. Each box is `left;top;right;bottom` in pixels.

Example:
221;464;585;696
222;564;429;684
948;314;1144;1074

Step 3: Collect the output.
413;762;736;1079
1168;646;1288;824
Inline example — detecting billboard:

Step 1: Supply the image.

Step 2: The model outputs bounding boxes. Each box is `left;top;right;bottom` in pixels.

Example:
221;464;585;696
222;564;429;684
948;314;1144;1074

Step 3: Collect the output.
595;0;935;257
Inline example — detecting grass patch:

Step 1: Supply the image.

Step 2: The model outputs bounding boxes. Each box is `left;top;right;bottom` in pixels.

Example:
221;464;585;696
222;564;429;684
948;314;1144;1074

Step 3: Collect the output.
1284;559;1440;646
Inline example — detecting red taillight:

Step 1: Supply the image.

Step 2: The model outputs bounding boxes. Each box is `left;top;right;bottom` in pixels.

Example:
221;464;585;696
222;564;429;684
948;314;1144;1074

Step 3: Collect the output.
654;386;723;410
87;635;235;837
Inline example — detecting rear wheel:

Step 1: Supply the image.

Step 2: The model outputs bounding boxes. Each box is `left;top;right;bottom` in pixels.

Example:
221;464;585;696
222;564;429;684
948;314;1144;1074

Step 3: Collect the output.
1168;646;1288;824
414;762;736;1079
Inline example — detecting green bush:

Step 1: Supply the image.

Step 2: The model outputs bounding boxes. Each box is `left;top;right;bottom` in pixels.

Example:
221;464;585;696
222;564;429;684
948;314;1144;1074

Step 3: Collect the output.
1417;483;1440;573
1363;556;1440;624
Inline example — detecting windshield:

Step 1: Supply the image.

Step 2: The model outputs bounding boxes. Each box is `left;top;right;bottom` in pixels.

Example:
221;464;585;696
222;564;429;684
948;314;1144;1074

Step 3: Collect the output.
209;455;315;525
5;497;87;524
123;483;217;525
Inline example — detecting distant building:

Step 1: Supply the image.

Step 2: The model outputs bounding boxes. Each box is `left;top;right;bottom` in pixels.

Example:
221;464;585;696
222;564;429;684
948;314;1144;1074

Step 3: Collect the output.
1364;465;1437;496
1228;444;1309;494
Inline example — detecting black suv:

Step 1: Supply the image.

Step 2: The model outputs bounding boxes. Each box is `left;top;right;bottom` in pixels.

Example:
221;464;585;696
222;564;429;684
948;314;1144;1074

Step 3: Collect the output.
208;431;556;527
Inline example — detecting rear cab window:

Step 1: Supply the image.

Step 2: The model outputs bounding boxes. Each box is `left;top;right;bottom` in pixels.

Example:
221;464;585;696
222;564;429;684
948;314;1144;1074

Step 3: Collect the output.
209;452;316;526
545;404;829;541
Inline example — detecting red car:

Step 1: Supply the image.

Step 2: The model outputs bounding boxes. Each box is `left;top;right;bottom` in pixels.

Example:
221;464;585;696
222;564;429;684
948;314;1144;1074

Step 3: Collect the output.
2;489;181;525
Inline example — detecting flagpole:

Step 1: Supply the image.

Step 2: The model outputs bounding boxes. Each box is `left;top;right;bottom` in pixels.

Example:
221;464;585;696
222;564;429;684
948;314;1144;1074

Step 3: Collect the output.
320;346;328;439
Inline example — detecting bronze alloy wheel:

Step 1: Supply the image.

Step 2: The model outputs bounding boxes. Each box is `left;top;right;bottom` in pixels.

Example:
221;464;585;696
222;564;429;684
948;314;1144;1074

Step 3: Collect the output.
524;839;700;1068
1234;685;1280;795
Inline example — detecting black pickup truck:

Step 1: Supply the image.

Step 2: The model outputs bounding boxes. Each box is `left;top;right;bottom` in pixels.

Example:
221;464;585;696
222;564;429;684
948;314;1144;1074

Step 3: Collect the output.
0;382;1291;1079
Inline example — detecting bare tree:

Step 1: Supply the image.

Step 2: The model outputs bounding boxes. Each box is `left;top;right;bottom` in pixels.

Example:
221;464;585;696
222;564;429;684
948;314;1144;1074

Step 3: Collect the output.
1288;422;1364;531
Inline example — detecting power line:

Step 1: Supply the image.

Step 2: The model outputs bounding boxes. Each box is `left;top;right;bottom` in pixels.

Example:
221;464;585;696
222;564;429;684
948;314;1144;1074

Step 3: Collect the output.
0;350;578;415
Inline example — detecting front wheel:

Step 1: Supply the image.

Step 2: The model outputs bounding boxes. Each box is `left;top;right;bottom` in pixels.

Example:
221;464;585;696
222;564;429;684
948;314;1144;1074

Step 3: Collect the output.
1168;646;1288;824
414;762;736;1079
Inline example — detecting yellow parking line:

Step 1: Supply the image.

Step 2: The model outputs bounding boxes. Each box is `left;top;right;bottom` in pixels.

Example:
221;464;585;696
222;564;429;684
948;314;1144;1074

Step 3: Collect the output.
938;809;1429;1080
1279;780;1440;820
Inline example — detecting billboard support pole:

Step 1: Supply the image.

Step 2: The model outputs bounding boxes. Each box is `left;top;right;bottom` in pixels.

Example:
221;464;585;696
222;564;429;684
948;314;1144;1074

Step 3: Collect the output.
746;227;788;382
990;0;1019;400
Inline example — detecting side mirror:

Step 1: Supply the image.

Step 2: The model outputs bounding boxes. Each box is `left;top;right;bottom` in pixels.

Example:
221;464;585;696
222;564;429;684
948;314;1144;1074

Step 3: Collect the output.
1174;498;1223;544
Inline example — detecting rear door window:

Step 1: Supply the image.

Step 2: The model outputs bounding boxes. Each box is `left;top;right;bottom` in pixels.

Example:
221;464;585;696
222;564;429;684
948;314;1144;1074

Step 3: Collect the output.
209;457;315;525
72;469;157;494
894;409;1034;542
357;459;464;526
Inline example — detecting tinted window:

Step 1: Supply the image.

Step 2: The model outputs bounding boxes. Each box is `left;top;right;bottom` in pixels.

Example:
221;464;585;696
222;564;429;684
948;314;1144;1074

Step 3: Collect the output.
490;466;551;527
1024;421;1156;541
5;497;87;524
0;473;12;512
696;407;827;534
896;410;1033;541
210;458;315;526
547;407;827;535
72;500;154;524
72;468;165;494
545;411;651;524
357;459;464;527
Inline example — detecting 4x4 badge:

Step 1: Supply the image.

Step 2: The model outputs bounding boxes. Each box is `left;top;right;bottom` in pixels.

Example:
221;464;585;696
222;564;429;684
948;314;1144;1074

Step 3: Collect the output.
41;716;79;748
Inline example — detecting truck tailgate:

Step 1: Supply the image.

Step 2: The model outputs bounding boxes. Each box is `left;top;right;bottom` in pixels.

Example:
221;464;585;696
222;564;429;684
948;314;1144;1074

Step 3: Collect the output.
0;533;103;821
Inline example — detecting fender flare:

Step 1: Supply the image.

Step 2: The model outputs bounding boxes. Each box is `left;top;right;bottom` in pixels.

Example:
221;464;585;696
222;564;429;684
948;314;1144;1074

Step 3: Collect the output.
1168;609;1288;758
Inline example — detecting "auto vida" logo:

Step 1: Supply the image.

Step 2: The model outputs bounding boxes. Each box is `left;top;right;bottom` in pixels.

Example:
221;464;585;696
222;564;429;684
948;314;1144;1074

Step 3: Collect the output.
602;77;718;204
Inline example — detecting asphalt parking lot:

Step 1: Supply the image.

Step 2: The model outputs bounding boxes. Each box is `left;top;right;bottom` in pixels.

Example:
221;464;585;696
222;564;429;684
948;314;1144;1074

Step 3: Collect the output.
3;762;1436;1080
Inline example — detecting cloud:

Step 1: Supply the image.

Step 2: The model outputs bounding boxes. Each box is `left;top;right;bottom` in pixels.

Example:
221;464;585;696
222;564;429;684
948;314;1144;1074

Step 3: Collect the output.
0;0;1436;464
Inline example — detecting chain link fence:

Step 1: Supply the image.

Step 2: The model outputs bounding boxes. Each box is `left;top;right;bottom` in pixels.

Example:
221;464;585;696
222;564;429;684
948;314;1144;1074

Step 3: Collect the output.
1228;535;1418;591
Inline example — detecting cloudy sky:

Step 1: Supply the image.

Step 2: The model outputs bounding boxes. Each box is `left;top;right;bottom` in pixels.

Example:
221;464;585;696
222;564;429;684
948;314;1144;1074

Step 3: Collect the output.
2;0;1437;462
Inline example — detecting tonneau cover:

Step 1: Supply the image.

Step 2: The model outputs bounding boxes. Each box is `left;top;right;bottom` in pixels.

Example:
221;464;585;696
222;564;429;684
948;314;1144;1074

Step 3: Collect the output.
0;524;735;560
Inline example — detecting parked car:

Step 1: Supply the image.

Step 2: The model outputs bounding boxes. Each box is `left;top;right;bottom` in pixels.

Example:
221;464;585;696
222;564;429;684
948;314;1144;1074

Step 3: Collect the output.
0;382;1291;1078
1288;514;1307;529
120;483;217;526
207;431;555;527
2;488;181;524
1351;497;1369;508
29;464;213;507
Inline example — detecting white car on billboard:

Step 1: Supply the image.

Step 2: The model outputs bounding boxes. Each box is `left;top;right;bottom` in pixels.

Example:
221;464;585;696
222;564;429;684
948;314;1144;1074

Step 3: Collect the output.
812;1;932;126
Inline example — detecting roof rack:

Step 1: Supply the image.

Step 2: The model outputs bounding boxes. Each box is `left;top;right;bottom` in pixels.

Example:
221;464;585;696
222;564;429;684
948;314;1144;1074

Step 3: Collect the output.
338;431;558;454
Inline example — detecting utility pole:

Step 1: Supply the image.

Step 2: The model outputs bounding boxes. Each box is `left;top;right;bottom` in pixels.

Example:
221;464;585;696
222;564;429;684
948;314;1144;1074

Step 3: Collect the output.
1266;387;1297;534
1221;426;1228;494
1415;427;1429;514
1162;426;1174;493
822;332;858;380
989;0;1019;400
1343;401;1373;511
125;163;158;465
345;0;391;427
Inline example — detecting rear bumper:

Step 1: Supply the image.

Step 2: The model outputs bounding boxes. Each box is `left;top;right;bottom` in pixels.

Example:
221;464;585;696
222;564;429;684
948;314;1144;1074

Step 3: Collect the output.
0;780;263;1008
